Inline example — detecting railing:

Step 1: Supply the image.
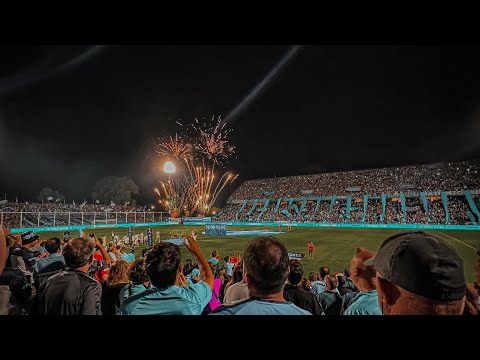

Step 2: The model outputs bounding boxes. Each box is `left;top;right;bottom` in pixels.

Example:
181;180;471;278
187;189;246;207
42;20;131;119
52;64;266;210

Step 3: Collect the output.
0;211;169;228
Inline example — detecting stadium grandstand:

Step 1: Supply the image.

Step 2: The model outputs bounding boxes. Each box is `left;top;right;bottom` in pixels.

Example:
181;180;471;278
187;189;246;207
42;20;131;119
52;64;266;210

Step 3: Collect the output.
215;160;480;225
0;202;169;229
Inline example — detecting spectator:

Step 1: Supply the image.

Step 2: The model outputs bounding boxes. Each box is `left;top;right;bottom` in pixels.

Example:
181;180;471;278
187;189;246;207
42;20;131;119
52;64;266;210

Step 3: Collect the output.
367;231;466;315
335;273;353;297
120;258;150;305
316;275;343;315
343;269;358;292
33;237;66;289
33;237;102;315
118;233;214;315
343;247;381;315
283;259;325;315
311;266;329;295
212;237;311;315
223;256;234;278
101;259;131;315
10;231;46;284
223;260;249;305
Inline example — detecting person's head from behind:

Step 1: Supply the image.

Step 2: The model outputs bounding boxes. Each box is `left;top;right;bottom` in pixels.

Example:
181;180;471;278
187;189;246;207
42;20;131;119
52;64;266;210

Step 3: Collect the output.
224;256;230;263
232;260;244;283
106;260;130;287
62;238;96;270
45;237;62;254
350;247;377;292
325;275;338;291
319;266;329;279
145;242;181;289
243;237;289;296
288;259;304;286
308;272;318;282
367;231;466;315
183;262;194;276
336;274;347;288
129;258;149;285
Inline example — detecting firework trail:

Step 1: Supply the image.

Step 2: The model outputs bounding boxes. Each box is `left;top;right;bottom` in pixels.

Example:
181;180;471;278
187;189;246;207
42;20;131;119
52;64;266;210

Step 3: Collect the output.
154;116;238;216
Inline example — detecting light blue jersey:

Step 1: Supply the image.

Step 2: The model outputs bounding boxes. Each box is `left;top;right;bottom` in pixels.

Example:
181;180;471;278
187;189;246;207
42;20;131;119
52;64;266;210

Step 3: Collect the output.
343;290;382;315
211;298;312;315
118;282;212;315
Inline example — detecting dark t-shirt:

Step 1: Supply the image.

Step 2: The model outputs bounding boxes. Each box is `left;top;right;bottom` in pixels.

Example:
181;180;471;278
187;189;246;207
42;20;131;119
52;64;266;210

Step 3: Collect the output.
101;282;129;316
283;283;325;315
316;291;343;315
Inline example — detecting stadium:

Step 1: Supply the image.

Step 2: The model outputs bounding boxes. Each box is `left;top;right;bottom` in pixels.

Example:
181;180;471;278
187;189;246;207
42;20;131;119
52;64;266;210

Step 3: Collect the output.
1;45;479;316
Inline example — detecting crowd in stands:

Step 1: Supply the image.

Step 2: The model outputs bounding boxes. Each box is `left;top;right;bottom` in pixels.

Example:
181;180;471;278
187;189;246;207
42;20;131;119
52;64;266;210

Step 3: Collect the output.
229;160;480;201
1;227;476;315
213;161;480;225
0;202;160;229
216;195;476;225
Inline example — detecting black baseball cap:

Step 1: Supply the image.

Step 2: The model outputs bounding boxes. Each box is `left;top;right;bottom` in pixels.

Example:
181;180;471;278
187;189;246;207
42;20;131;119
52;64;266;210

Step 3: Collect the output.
364;231;466;301
21;231;39;245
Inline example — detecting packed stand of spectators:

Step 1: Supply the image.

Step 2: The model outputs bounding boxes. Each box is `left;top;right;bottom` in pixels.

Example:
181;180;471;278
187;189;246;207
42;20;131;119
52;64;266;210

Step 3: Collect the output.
214;204;242;221
428;199;447;224
0;202;152;229
228;160;480;200
449;197;471;224
0;228;477;315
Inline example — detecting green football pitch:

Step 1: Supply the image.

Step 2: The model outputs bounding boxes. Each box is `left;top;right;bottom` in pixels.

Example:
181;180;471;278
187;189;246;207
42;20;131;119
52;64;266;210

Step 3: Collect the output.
37;225;480;283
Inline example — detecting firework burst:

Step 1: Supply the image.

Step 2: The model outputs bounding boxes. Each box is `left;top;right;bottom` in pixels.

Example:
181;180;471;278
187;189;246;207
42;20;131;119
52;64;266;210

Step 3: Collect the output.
155;134;190;159
186;116;236;166
154;116;238;216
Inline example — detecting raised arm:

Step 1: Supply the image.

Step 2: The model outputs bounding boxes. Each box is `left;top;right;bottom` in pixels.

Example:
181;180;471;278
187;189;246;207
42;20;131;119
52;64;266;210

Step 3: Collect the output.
183;230;214;291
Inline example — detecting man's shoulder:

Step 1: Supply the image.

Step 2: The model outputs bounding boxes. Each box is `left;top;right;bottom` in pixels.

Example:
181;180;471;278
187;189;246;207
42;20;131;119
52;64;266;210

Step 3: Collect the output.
210;298;252;315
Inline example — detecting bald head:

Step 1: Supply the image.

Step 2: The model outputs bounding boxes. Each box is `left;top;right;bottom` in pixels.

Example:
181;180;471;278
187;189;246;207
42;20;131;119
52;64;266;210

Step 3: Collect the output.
350;247;377;291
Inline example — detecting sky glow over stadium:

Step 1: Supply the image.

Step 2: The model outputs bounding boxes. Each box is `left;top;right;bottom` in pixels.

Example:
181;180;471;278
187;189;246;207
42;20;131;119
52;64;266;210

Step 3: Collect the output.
1;45;480;205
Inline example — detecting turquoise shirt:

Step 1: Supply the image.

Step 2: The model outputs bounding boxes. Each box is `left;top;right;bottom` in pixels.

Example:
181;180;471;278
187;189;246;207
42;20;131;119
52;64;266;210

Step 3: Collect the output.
118;282;212;315
224;262;234;277
121;253;135;263
211;298;312;315
343;290;382;315
119;283;151;305
310;280;326;295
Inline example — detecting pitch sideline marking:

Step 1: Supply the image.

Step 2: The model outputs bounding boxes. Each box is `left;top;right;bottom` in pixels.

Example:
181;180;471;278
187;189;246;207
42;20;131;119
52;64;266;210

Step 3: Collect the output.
437;231;477;251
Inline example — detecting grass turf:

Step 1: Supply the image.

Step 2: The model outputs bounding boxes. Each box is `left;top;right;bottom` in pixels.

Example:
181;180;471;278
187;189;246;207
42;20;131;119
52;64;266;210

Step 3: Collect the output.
36;225;480;283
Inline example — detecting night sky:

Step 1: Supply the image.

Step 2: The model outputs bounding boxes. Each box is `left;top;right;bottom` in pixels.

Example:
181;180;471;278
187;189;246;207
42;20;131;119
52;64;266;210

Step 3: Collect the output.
1;44;480;205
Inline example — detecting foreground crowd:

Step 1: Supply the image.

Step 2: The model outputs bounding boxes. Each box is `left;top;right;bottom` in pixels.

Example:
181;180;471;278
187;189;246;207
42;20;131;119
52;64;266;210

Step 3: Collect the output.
0;227;478;315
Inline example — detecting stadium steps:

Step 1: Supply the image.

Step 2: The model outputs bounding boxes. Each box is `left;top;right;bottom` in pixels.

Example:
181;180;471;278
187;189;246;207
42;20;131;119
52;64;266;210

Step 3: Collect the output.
441;192;451;223
235;200;248;220
246;200;259;218
256;199;270;221
362;195;368;222
328;196;336;216
274;199;282;214
313;197;322;219
419;192;431;222
465;190;480;222
346;195;352;222
467;211;477;224
400;193;407;222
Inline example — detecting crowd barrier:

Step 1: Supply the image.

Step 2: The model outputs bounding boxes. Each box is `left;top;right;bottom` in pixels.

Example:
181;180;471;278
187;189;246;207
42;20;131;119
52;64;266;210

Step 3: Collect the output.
9;221;480;233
